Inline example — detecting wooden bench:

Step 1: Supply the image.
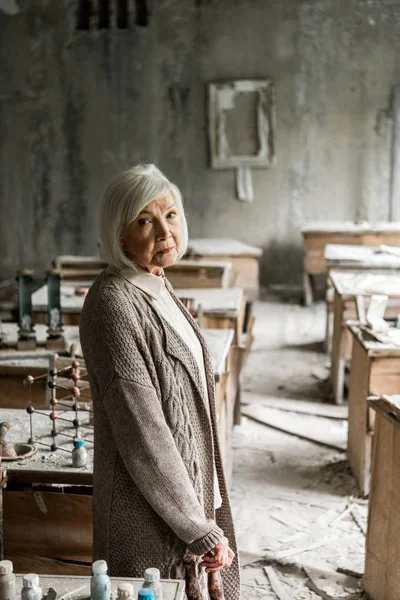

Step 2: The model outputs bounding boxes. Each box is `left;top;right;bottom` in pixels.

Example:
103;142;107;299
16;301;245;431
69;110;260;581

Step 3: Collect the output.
302;221;400;306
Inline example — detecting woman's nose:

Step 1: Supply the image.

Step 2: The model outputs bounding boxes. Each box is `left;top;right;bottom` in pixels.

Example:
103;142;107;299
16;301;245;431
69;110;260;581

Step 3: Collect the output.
155;219;171;240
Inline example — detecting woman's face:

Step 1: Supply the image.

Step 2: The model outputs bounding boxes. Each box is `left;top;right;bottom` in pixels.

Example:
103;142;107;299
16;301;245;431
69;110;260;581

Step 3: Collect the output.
121;193;182;274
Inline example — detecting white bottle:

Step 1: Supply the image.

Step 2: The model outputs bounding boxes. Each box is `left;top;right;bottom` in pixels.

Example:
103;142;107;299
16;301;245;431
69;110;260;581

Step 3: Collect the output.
0;560;15;600
116;583;134;600
72;439;87;468
142;569;163;600
21;574;42;600
90;560;111;600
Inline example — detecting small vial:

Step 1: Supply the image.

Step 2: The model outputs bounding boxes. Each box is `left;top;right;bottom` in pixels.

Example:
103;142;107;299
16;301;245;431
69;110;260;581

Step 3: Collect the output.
138;591;154;600
21;574;42;600
72;439;87;467
91;560;111;600
142;569;162;600
0;560;15;600
116;583;134;600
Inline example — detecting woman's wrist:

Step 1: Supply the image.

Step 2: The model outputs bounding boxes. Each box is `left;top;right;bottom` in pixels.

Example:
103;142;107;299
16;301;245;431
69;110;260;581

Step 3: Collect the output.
188;524;224;556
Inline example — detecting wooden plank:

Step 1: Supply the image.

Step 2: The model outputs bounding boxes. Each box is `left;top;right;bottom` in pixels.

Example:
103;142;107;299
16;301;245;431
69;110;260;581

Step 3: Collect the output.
4;490;93;567
10;555;92;576
241;404;346;451
364;411;393;600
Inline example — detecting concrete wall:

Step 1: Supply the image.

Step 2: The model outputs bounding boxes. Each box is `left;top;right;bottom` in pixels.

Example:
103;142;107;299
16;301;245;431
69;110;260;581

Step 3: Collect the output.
1;0;400;283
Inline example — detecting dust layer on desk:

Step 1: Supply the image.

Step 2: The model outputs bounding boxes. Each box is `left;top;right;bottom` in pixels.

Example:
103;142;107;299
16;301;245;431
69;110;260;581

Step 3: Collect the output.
3;409;93;472
14;576;184;600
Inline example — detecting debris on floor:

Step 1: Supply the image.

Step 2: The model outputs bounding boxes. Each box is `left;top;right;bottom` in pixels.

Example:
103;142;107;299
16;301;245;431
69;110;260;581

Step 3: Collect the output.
232;298;368;599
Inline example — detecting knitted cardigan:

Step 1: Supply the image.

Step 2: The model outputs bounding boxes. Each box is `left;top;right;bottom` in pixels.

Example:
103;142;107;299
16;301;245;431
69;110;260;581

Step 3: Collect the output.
79;269;240;600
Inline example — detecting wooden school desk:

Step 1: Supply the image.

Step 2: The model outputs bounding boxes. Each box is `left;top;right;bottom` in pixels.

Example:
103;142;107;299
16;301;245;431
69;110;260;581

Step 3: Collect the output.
330;271;400;404
346;324;400;496
364;395;400;600
0;323;86;408
324;244;400;349
14;574;185;600
54;254;233;290
302;221;400;305
32;285;246;344
3;330;238;574
185;238;262;301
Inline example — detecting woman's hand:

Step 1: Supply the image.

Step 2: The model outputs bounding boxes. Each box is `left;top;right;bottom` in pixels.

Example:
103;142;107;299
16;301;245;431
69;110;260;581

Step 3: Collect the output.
199;537;235;572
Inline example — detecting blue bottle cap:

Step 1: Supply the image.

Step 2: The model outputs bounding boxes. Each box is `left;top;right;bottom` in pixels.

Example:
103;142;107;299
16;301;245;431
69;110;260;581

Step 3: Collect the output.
138;590;155;600
73;439;85;448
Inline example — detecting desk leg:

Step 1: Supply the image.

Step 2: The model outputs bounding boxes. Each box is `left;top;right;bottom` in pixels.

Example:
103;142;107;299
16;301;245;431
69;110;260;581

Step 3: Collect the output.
347;338;372;496
303;272;314;307
331;293;345;405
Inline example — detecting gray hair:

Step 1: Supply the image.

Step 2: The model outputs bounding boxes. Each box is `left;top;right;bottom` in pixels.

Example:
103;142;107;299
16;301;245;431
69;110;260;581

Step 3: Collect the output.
99;164;188;270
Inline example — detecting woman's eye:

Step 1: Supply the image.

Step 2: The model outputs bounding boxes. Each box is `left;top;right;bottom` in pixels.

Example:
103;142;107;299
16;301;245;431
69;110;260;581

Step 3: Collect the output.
167;212;177;219
139;219;150;226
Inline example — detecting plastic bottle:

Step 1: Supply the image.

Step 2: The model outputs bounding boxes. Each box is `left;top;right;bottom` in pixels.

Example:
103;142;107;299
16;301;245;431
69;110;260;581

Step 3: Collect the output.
72;439;87;467
90;560;111;600
138;591;154;600
116;583;134;600
21;574;42;600
142;569;162;600
0;560;15;600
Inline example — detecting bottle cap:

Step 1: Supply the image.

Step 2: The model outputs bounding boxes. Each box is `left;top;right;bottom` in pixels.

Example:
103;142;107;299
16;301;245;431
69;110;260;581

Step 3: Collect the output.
0;561;13;575
138;591;155;600
73;439;85;448
144;568;160;583
92;560;108;575
117;583;134;598
23;574;39;588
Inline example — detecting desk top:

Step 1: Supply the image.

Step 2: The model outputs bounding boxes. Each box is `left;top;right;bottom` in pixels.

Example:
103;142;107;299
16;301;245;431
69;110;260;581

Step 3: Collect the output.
203;329;234;378
325;244;400;269
369;395;400;430
175;288;243;317
302;221;400;235
3;407;94;485
186;238;262;258
13;574;185;600
32;284;244;318
330;271;400;297
347;323;400;356
0;323;81;361
3;329;233;483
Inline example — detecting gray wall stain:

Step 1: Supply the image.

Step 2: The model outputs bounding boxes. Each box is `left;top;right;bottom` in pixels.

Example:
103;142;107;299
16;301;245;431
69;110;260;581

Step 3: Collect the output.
1;0;400;282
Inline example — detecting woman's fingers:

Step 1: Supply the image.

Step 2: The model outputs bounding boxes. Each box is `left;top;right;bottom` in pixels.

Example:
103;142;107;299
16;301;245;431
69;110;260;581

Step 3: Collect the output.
227;547;235;567
200;538;234;571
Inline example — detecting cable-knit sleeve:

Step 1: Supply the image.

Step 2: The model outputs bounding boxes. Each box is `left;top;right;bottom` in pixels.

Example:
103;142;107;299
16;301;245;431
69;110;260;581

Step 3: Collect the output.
92;286;224;555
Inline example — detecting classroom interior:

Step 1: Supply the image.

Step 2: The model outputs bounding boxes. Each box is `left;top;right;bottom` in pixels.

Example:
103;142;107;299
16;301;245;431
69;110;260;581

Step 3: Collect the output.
1;1;400;599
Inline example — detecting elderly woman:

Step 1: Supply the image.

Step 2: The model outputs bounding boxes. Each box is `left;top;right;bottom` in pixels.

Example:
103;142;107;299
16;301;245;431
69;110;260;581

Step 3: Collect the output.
79;164;240;600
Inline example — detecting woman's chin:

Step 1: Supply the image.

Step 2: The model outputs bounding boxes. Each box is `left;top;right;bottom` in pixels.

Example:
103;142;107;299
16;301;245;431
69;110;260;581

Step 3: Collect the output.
154;249;179;268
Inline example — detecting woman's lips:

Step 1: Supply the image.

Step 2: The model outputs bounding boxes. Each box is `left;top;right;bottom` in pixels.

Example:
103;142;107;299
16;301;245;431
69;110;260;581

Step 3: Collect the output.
158;246;175;255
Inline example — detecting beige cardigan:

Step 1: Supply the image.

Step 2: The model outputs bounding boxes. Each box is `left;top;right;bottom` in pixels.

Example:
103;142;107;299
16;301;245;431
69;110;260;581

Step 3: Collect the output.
79;269;240;599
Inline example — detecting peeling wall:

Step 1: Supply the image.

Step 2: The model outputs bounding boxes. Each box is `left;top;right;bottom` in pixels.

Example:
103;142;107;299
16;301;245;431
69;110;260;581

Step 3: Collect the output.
1;0;400;283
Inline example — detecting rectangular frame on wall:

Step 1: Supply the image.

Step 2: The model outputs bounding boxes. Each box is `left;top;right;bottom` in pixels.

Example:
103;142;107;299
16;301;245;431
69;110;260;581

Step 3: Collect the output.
208;79;275;170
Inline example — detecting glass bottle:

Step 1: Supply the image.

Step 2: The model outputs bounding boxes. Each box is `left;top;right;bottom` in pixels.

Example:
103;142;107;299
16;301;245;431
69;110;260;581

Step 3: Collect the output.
90;560;111;600
0;560;15;600
142;569;162;600
21;575;42;600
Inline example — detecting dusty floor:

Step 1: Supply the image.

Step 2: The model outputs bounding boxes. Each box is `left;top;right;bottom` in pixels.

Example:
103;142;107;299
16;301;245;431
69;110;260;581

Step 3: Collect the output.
231;297;367;599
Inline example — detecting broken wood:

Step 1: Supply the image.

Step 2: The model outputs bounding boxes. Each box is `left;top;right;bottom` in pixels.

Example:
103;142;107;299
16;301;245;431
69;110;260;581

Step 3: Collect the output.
264;566;291;600
241;404;346;452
